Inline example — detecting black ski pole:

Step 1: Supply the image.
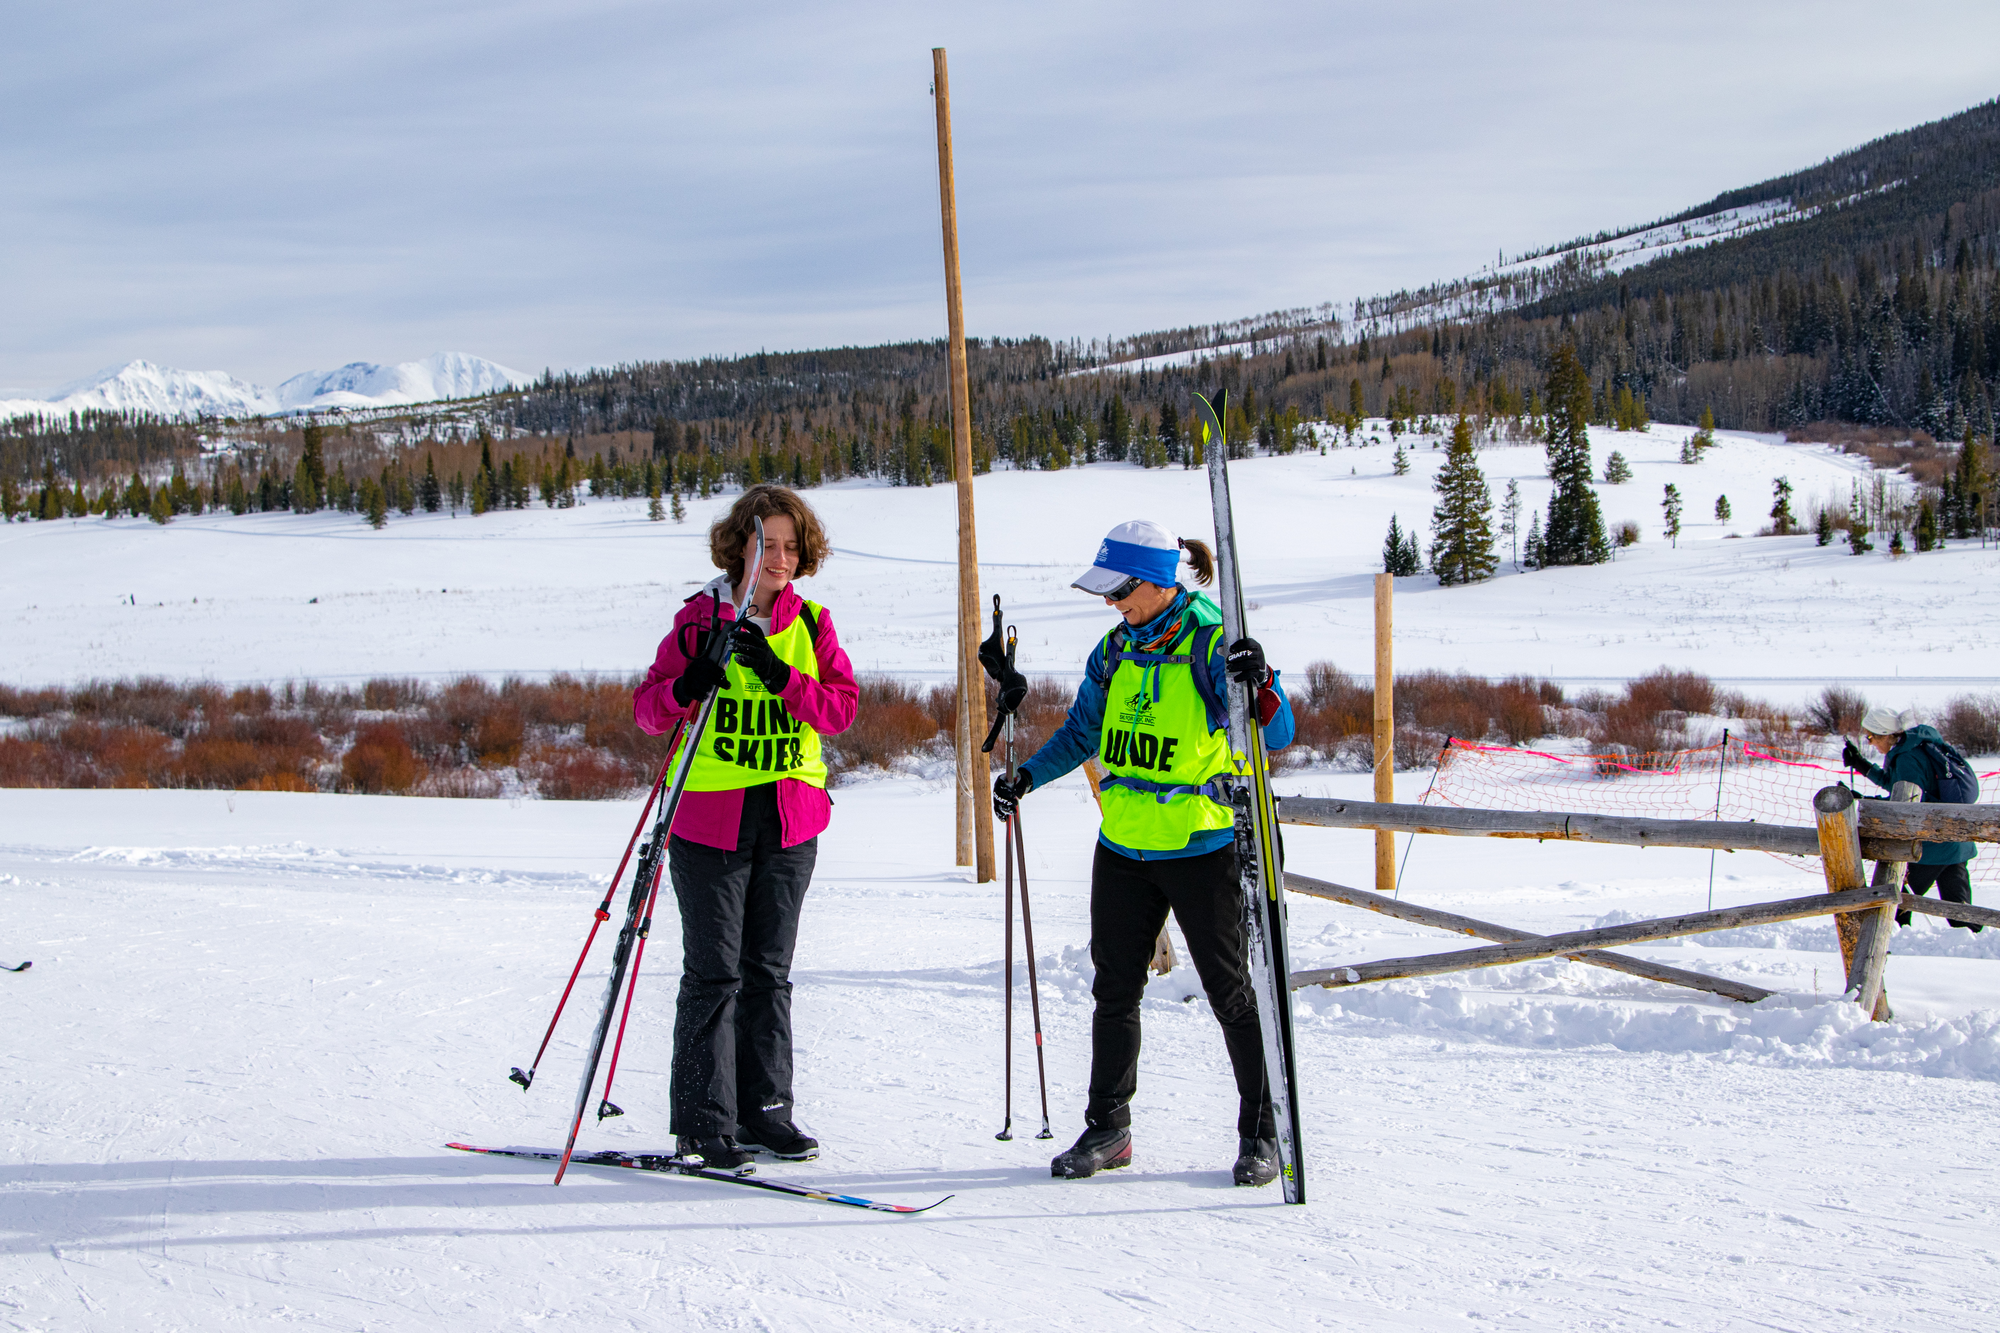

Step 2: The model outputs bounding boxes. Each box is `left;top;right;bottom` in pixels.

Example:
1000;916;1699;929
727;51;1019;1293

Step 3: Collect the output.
1010;722;1054;1140
554;518;765;1184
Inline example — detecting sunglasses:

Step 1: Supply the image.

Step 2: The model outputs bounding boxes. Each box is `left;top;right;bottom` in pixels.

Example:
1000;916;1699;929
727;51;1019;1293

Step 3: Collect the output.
1101;575;1145;602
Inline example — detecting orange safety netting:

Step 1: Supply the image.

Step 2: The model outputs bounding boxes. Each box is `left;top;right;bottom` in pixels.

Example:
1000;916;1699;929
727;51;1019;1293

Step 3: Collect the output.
1422;736;2000;888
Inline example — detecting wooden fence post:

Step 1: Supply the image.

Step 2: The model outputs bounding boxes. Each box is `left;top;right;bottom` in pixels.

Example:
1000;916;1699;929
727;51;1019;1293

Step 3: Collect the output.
1849;780;1920;1020
932;46;994;883
1373;573;1394;894
1815;783;1889;1018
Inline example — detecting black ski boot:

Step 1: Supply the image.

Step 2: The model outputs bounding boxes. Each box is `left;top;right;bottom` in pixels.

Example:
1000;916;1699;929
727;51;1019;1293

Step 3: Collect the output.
737;1119;819;1161
674;1135;754;1174
1050;1125;1131;1179
1232;1136;1279;1187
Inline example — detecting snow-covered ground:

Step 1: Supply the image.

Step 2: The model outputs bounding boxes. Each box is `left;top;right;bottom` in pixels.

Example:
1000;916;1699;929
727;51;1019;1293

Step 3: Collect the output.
4;774;1997;1331
6;425;2000;1330
3;422;1988;711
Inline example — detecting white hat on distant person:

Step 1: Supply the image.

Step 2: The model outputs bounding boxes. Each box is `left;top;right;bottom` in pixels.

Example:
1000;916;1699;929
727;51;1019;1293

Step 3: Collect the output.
1861;706;1916;736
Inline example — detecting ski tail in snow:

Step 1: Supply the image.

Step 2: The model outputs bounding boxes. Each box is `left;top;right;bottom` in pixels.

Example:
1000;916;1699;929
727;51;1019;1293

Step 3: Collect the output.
1191;388;1306;1205
3;961;29;973
552;518;766;1185
447;1143;952;1214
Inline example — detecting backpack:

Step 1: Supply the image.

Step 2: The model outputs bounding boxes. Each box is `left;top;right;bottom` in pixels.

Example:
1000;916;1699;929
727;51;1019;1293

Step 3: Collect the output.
1918;737;1980;804
1101;620;1228;733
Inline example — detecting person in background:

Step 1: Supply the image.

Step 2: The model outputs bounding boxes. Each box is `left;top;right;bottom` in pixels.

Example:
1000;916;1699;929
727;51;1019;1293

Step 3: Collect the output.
634;484;859;1168
991;519;1297;1187
1844;706;1982;933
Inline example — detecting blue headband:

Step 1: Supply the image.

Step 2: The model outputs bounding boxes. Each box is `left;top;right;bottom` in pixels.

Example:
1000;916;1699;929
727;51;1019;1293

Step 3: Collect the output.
1092;536;1180;588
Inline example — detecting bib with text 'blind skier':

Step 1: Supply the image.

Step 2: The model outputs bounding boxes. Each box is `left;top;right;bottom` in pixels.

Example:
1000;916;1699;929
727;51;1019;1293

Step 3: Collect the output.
683;602;827;792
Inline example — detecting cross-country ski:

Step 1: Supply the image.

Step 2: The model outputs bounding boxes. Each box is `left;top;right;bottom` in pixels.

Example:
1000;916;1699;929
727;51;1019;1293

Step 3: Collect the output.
445;1142;952;1214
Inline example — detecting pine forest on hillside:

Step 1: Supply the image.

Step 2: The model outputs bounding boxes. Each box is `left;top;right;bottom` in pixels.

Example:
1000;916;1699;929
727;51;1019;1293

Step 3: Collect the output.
6;98;2000;532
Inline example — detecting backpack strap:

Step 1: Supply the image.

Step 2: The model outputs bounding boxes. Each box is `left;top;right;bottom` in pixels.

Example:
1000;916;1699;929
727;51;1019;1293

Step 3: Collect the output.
797;601;820;646
1188;623;1228;734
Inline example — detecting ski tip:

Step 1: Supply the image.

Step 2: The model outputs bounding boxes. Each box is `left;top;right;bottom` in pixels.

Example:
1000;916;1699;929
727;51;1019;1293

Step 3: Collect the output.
908;1194;955;1215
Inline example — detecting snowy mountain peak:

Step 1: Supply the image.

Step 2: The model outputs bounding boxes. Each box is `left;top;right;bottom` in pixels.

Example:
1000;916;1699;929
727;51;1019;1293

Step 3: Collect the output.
1;353;532;422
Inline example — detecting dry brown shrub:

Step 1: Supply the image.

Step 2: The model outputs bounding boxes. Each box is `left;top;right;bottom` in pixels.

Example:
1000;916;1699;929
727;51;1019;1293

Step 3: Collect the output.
1806;684;1868;736
0;686;67;718
173;738;270;788
1940;693;2000;756
0;737;55;786
69;678;203;737
48;721;176;787
527;744;643;800
240;772;315;793
342;722;424;794
826;676;941;776
1626;668;1716;717
229;685;275;714
361;677;430;711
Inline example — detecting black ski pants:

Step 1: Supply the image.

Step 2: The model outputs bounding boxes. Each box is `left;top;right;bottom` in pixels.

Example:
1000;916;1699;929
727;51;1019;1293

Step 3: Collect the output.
667;783;816;1138
1905;861;1979;929
1086;841;1275;1139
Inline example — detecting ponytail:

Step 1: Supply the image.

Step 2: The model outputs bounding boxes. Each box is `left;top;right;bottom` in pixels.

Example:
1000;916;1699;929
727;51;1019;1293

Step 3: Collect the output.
1178;537;1215;586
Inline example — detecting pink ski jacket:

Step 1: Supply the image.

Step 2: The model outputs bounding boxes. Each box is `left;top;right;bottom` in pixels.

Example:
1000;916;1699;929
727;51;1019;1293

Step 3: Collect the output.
634;578;858;850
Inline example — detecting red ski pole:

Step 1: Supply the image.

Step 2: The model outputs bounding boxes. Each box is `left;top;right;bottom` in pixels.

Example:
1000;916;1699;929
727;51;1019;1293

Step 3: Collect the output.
510;734;677;1092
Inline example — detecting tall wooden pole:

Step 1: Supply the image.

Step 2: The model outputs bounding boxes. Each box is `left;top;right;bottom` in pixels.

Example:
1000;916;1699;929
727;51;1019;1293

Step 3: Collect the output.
933;47;995;882
1373;574;1395;894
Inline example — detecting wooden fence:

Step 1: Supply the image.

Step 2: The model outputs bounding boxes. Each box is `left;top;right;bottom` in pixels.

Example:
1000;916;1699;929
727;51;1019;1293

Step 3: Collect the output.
1276;784;2000;1022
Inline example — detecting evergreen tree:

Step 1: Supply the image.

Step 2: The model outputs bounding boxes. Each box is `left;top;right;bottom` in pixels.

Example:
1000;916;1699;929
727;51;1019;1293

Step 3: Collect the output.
1392;442;1410;476
648;490;665;521
1680;406;1716;464
1523;511;1546;569
1815;507;1833;546
1715;494;1732;522
1500;478;1522;567
1382;515;1422;575
1349;377;1365;421
1540;344;1609;565
1914;497;1938;551
1954;424;1984;538
420;454;442;512
1159;400;1180;463
1428;416;1496;586
1662;483;1683;547
148;485;172;525
1602;450;1632;484
1848;512;1874;554
295;423;327;513
1769;476;1795;535
671;489;686;522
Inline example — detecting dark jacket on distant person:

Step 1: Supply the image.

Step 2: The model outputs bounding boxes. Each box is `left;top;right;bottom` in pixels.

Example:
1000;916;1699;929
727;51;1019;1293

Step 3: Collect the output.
1853;723;1976;866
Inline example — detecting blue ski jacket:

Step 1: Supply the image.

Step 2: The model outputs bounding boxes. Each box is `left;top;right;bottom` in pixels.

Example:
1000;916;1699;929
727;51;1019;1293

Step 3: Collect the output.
1019;588;1295;861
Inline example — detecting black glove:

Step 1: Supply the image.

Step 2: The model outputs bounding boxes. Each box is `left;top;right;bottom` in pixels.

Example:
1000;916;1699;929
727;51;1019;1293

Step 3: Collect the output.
1225;637;1270;687
1841;738;1868;771
992;667;1028;718
993;770;1032;822
672;653;728;707
730;621;792;694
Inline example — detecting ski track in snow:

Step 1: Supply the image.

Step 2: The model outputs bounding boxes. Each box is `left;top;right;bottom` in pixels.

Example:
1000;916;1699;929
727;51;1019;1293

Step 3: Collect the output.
2;778;1998;1331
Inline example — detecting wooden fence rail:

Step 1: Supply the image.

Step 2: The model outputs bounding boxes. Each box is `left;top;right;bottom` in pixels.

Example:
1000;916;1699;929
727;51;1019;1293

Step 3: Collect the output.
1281;871;1773;1003
1288;886;1895;990
1278;797;1922;862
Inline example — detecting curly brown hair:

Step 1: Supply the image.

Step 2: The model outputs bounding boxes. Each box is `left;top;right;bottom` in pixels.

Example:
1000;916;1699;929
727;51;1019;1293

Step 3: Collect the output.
708;484;830;584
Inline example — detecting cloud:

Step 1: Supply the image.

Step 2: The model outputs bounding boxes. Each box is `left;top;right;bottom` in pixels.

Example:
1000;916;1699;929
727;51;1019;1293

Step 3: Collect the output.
3;0;1997;394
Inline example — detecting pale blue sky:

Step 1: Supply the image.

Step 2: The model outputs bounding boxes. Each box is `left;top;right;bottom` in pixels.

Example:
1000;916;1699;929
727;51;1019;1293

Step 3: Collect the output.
3;0;1996;394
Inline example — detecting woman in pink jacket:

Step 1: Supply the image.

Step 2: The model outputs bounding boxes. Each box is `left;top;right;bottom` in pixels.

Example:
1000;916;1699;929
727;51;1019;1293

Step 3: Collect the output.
634;483;857;1170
